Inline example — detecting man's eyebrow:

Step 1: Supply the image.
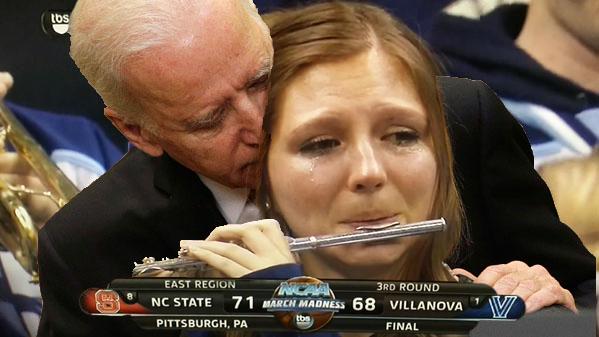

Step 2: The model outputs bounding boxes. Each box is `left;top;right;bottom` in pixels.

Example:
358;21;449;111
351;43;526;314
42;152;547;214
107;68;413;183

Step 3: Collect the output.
245;59;272;87
183;104;227;131
180;60;273;131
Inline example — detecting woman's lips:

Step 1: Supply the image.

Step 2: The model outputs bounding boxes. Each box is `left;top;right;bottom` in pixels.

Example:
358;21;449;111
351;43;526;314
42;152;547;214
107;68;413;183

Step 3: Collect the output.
340;214;399;229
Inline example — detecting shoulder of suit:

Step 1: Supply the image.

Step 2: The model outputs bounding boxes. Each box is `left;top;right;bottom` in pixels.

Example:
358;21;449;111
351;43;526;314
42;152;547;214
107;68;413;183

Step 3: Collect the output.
437;76;485;125
78;148;157;195
438;76;484;103
42;148;168;236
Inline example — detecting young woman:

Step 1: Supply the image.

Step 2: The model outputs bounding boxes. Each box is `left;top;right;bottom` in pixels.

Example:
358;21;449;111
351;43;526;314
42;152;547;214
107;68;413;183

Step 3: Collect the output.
180;1;575;315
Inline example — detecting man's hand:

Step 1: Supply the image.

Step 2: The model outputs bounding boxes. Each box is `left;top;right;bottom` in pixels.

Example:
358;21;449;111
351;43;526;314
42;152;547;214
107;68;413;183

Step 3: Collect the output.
452;261;577;314
180;219;295;278
0;72;13;99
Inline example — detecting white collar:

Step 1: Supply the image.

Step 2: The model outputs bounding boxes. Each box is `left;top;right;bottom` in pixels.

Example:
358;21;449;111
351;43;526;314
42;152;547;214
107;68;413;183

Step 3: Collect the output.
198;174;250;224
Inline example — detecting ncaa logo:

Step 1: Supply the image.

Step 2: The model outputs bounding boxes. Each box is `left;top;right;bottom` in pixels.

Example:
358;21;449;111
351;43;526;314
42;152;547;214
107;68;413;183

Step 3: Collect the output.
268;276;344;332
41;10;71;37
293;313;314;330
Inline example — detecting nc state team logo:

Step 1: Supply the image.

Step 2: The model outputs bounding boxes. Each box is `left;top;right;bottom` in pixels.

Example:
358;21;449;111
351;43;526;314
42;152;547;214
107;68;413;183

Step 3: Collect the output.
95;289;121;314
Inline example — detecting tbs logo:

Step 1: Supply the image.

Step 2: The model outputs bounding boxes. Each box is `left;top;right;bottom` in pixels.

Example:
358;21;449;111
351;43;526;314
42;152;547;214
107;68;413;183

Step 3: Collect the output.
293;313;314;330
41;10;71;37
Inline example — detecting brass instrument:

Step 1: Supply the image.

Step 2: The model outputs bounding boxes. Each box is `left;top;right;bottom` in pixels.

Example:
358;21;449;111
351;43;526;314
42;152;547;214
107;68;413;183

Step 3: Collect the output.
0;101;79;283
132;218;446;276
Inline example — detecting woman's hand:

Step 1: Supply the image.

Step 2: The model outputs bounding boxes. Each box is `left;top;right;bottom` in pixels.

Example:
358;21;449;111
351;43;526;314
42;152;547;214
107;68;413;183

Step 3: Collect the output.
180;219;295;278
452;261;576;314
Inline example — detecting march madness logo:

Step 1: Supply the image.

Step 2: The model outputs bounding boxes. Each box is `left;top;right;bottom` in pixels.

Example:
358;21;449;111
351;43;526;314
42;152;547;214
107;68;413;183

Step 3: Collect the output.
264;276;345;331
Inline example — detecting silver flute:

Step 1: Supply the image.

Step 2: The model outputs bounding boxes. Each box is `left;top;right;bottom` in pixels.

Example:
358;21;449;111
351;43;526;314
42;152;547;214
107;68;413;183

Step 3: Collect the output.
132;218;445;276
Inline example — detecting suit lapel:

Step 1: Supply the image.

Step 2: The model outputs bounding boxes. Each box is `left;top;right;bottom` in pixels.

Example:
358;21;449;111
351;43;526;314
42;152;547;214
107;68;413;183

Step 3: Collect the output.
153;154;227;245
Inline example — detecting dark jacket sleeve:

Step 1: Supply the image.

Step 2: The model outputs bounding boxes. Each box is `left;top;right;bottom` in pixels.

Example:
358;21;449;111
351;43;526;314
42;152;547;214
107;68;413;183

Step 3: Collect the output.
443;77;595;296
37;227;102;337
243;264;304;279
37;150;225;336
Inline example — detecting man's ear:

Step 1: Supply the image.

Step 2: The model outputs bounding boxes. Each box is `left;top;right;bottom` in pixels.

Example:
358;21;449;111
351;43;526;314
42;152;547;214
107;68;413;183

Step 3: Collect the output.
104;107;164;157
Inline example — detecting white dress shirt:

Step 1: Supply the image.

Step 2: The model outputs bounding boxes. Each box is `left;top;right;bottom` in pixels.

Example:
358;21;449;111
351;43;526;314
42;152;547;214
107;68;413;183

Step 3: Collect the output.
198;174;263;224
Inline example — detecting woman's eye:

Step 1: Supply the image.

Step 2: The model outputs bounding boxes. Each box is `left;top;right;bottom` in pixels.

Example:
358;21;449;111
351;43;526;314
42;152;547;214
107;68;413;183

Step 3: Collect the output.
384;130;419;146
299;138;340;155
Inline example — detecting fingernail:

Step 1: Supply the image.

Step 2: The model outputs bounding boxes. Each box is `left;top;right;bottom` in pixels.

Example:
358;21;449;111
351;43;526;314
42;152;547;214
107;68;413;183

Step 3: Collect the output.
178;246;189;257
455;274;474;283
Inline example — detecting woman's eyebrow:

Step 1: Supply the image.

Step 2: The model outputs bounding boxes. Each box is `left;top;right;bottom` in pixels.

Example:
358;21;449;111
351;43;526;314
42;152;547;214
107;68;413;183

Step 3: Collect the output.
287;112;344;138
372;104;428;126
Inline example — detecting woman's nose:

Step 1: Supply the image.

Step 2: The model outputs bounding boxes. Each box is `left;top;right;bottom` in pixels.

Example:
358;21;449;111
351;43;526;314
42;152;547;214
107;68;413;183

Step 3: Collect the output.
347;142;387;193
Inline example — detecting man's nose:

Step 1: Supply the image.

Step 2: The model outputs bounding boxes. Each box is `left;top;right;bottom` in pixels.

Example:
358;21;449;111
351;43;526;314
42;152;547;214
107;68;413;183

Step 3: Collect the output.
234;94;264;146
347;141;387;193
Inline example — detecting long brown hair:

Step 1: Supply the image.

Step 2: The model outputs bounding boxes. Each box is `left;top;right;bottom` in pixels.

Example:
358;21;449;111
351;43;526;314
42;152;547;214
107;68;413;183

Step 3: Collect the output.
258;1;464;282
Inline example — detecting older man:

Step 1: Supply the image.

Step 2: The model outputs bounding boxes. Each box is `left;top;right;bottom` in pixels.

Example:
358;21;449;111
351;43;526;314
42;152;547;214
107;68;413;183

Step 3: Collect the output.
38;0;593;336
38;1;271;336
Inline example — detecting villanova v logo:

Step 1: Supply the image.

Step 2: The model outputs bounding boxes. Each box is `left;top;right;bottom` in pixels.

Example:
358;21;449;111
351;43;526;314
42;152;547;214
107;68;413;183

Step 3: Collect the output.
489;295;518;319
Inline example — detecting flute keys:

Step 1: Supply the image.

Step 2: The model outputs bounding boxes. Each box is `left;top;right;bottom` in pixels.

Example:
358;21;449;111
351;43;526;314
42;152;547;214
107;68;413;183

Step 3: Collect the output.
178;247;189;257
143;257;155;264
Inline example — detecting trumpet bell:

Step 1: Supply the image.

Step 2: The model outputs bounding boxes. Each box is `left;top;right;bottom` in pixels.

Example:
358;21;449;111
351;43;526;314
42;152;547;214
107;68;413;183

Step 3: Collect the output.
0;101;79;283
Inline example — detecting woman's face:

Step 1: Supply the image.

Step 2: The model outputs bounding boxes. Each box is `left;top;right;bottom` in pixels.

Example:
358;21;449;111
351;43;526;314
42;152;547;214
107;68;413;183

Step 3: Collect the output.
267;49;437;270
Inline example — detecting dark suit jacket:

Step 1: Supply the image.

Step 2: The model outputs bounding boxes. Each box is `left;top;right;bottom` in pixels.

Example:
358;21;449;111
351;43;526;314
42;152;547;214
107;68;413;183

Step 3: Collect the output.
440;78;594;288
37;77;595;337
38;149;226;337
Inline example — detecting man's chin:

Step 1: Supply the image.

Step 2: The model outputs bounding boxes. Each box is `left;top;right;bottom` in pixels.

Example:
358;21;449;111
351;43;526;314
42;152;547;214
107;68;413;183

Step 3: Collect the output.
205;163;259;189
239;163;260;187
234;177;258;189
222;166;259;189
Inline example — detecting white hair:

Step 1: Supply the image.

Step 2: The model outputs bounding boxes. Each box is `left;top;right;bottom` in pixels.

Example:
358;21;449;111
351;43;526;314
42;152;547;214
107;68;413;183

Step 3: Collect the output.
70;0;262;124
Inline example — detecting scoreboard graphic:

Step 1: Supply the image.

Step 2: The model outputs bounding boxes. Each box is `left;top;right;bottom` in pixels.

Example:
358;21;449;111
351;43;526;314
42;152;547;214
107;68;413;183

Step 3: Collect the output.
80;277;525;334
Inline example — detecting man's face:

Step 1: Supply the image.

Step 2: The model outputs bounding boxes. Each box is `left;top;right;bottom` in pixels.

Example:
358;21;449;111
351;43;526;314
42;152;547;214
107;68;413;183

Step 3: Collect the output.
547;0;599;52
124;7;273;188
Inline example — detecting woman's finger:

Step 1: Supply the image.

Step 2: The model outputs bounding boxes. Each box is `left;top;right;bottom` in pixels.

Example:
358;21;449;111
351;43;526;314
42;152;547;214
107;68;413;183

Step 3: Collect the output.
134;270;174;278
186;240;265;271
187;245;251;278
248;219;292;258
205;221;290;259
